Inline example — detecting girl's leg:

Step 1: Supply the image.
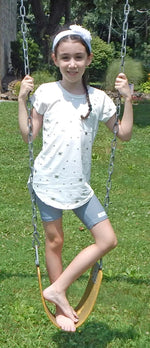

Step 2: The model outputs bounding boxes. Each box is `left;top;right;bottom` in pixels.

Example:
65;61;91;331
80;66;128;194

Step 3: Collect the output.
43;218;64;283
43;218;78;331
43;218;117;319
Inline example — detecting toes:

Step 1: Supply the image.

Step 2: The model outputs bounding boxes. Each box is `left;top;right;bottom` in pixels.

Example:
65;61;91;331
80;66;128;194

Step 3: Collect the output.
71;308;79;322
61;324;76;332
56;314;76;332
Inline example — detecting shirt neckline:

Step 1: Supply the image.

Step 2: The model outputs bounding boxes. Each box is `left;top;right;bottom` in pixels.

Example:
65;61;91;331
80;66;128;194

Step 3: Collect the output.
57;81;87;99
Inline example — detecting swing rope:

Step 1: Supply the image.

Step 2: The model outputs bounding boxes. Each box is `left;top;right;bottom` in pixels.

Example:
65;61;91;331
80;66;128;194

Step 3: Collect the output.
20;0;130;328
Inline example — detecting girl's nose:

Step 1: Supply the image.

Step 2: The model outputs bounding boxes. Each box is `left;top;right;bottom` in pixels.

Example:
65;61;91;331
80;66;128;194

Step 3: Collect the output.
68;58;77;68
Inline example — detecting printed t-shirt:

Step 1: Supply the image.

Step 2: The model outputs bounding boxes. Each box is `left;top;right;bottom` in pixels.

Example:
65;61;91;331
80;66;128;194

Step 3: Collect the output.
30;81;116;209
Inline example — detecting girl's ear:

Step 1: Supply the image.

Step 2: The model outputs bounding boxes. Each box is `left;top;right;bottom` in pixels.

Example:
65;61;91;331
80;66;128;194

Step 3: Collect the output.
51;53;59;66
87;53;93;67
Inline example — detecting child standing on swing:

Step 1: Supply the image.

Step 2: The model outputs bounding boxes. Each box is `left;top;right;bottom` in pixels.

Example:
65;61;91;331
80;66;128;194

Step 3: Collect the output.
18;25;133;332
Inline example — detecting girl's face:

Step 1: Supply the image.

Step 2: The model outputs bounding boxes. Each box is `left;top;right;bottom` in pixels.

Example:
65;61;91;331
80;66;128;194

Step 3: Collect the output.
52;39;93;88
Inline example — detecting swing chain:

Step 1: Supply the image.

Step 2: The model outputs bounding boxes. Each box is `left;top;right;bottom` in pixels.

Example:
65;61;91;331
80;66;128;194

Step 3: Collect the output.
104;0;130;212
120;0;130;72
20;0;40;265
20;0;30;76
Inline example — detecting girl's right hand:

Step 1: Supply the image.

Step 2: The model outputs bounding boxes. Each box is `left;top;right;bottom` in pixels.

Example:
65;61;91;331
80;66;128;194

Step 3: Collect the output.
18;75;34;100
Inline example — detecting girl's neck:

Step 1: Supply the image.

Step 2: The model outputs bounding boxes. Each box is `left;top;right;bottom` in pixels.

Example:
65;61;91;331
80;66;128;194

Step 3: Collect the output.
60;79;85;95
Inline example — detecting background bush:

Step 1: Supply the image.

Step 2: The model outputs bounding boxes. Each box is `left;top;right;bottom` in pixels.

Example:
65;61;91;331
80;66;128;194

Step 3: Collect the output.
11;33;42;76
13;70;55;96
105;57;145;91
140;81;150;94
89;37;114;83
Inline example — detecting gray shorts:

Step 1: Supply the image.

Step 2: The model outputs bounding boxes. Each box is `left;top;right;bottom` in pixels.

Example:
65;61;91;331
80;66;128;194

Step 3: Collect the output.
35;194;108;230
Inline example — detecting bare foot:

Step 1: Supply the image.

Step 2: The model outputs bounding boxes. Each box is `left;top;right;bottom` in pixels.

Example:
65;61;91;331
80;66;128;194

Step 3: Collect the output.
56;307;76;332
43;284;79;323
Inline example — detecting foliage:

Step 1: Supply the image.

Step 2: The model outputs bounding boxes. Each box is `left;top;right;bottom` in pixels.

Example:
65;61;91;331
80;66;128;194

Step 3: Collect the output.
105;58;144;90
134;43;150;73
140;81;150;93
13;81;21;96
14;0;150;85
0;101;150;347
12;70;55;96
89;37;114;82
31;70;55;90
11;33;42;76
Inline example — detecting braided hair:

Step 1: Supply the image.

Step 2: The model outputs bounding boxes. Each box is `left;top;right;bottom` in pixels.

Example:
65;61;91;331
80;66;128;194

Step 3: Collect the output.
81;74;92;119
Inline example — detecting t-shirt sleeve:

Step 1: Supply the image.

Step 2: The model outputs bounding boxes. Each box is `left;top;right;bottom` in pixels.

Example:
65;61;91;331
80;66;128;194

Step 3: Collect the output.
99;93;116;123
31;84;47;115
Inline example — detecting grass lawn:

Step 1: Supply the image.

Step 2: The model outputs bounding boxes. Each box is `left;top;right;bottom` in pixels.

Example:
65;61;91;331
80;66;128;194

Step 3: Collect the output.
0;100;150;347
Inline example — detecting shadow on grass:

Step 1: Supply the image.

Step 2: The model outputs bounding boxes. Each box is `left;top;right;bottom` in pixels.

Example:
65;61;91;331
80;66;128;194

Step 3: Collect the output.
0;270;37;280
133;102;150;127
52;321;138;348
0;270;149;286
103;274;150;286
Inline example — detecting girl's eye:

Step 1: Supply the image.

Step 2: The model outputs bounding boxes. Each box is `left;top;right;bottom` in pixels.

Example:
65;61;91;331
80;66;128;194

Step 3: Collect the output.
61;56;69;61
76;56;83;60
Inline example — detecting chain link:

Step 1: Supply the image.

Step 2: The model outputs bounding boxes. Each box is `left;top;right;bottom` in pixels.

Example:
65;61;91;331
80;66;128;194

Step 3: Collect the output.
120;1;130;72
20;0;30;76
104;0;130;212
20;0;40;265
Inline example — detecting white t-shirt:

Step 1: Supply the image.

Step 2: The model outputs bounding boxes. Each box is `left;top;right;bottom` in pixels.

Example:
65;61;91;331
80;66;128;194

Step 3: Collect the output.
31;81;116;209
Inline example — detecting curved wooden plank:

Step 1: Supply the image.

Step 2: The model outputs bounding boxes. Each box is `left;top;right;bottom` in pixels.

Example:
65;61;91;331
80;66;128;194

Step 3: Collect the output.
36;262;102;329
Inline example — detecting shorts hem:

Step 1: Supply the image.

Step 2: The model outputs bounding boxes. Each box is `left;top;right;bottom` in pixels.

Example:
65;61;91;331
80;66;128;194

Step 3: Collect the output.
87;214;108;230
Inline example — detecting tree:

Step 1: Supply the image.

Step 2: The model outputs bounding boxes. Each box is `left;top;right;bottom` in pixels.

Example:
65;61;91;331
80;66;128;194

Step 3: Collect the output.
14;0;150;75
27;0;71;62
30;0;71;37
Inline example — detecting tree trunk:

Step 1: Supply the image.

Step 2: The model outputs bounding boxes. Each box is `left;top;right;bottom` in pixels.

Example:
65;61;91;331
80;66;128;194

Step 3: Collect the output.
30;0;71;37
108;6;113;44
30;0;71;62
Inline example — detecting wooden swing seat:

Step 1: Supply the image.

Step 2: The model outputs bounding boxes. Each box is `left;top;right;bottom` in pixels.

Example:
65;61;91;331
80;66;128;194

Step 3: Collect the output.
37;261;103;329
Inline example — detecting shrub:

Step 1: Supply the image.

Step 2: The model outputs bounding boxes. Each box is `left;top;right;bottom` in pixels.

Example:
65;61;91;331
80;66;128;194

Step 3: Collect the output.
32;70;55;90
11;33;42;76
105;57;144;91
12;70;55;96
13;81;21;96
89;37;114;83
134;42;150;73
140;81;150;94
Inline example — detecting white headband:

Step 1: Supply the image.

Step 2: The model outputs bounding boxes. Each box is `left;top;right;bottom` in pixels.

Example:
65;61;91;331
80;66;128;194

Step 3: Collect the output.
52;25;92;53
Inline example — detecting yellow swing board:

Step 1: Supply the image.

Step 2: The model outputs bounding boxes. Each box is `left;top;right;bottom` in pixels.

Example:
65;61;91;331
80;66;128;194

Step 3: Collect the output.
37;261;103;328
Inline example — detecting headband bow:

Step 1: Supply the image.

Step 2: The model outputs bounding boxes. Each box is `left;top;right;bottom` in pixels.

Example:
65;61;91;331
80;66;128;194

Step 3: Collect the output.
52;25;92;52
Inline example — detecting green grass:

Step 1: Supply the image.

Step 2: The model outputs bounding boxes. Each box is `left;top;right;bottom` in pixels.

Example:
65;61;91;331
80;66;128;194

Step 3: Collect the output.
0;101;150;347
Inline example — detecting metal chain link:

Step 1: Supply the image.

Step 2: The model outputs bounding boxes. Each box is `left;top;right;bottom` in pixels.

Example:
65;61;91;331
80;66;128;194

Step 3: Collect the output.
20;0;40;266
20;0;30;76
104;0;130;212
120;1;130;72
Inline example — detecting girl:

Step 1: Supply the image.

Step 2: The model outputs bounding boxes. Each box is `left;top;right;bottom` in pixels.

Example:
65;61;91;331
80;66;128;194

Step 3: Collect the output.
18;25;133;332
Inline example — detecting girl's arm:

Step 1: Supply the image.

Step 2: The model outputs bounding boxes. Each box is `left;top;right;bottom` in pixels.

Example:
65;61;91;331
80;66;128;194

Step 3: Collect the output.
18;75;43;143
106;73;133;141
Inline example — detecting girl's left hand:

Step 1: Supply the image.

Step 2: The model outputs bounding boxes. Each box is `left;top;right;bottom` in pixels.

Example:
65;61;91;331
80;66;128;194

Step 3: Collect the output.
115;73;131;99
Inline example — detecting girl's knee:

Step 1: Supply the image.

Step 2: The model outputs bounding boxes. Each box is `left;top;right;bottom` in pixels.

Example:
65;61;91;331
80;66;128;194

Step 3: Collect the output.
91;219;117;250
100;232;117;252
111;234;118;249
46;233;64;252
44;220;64;251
